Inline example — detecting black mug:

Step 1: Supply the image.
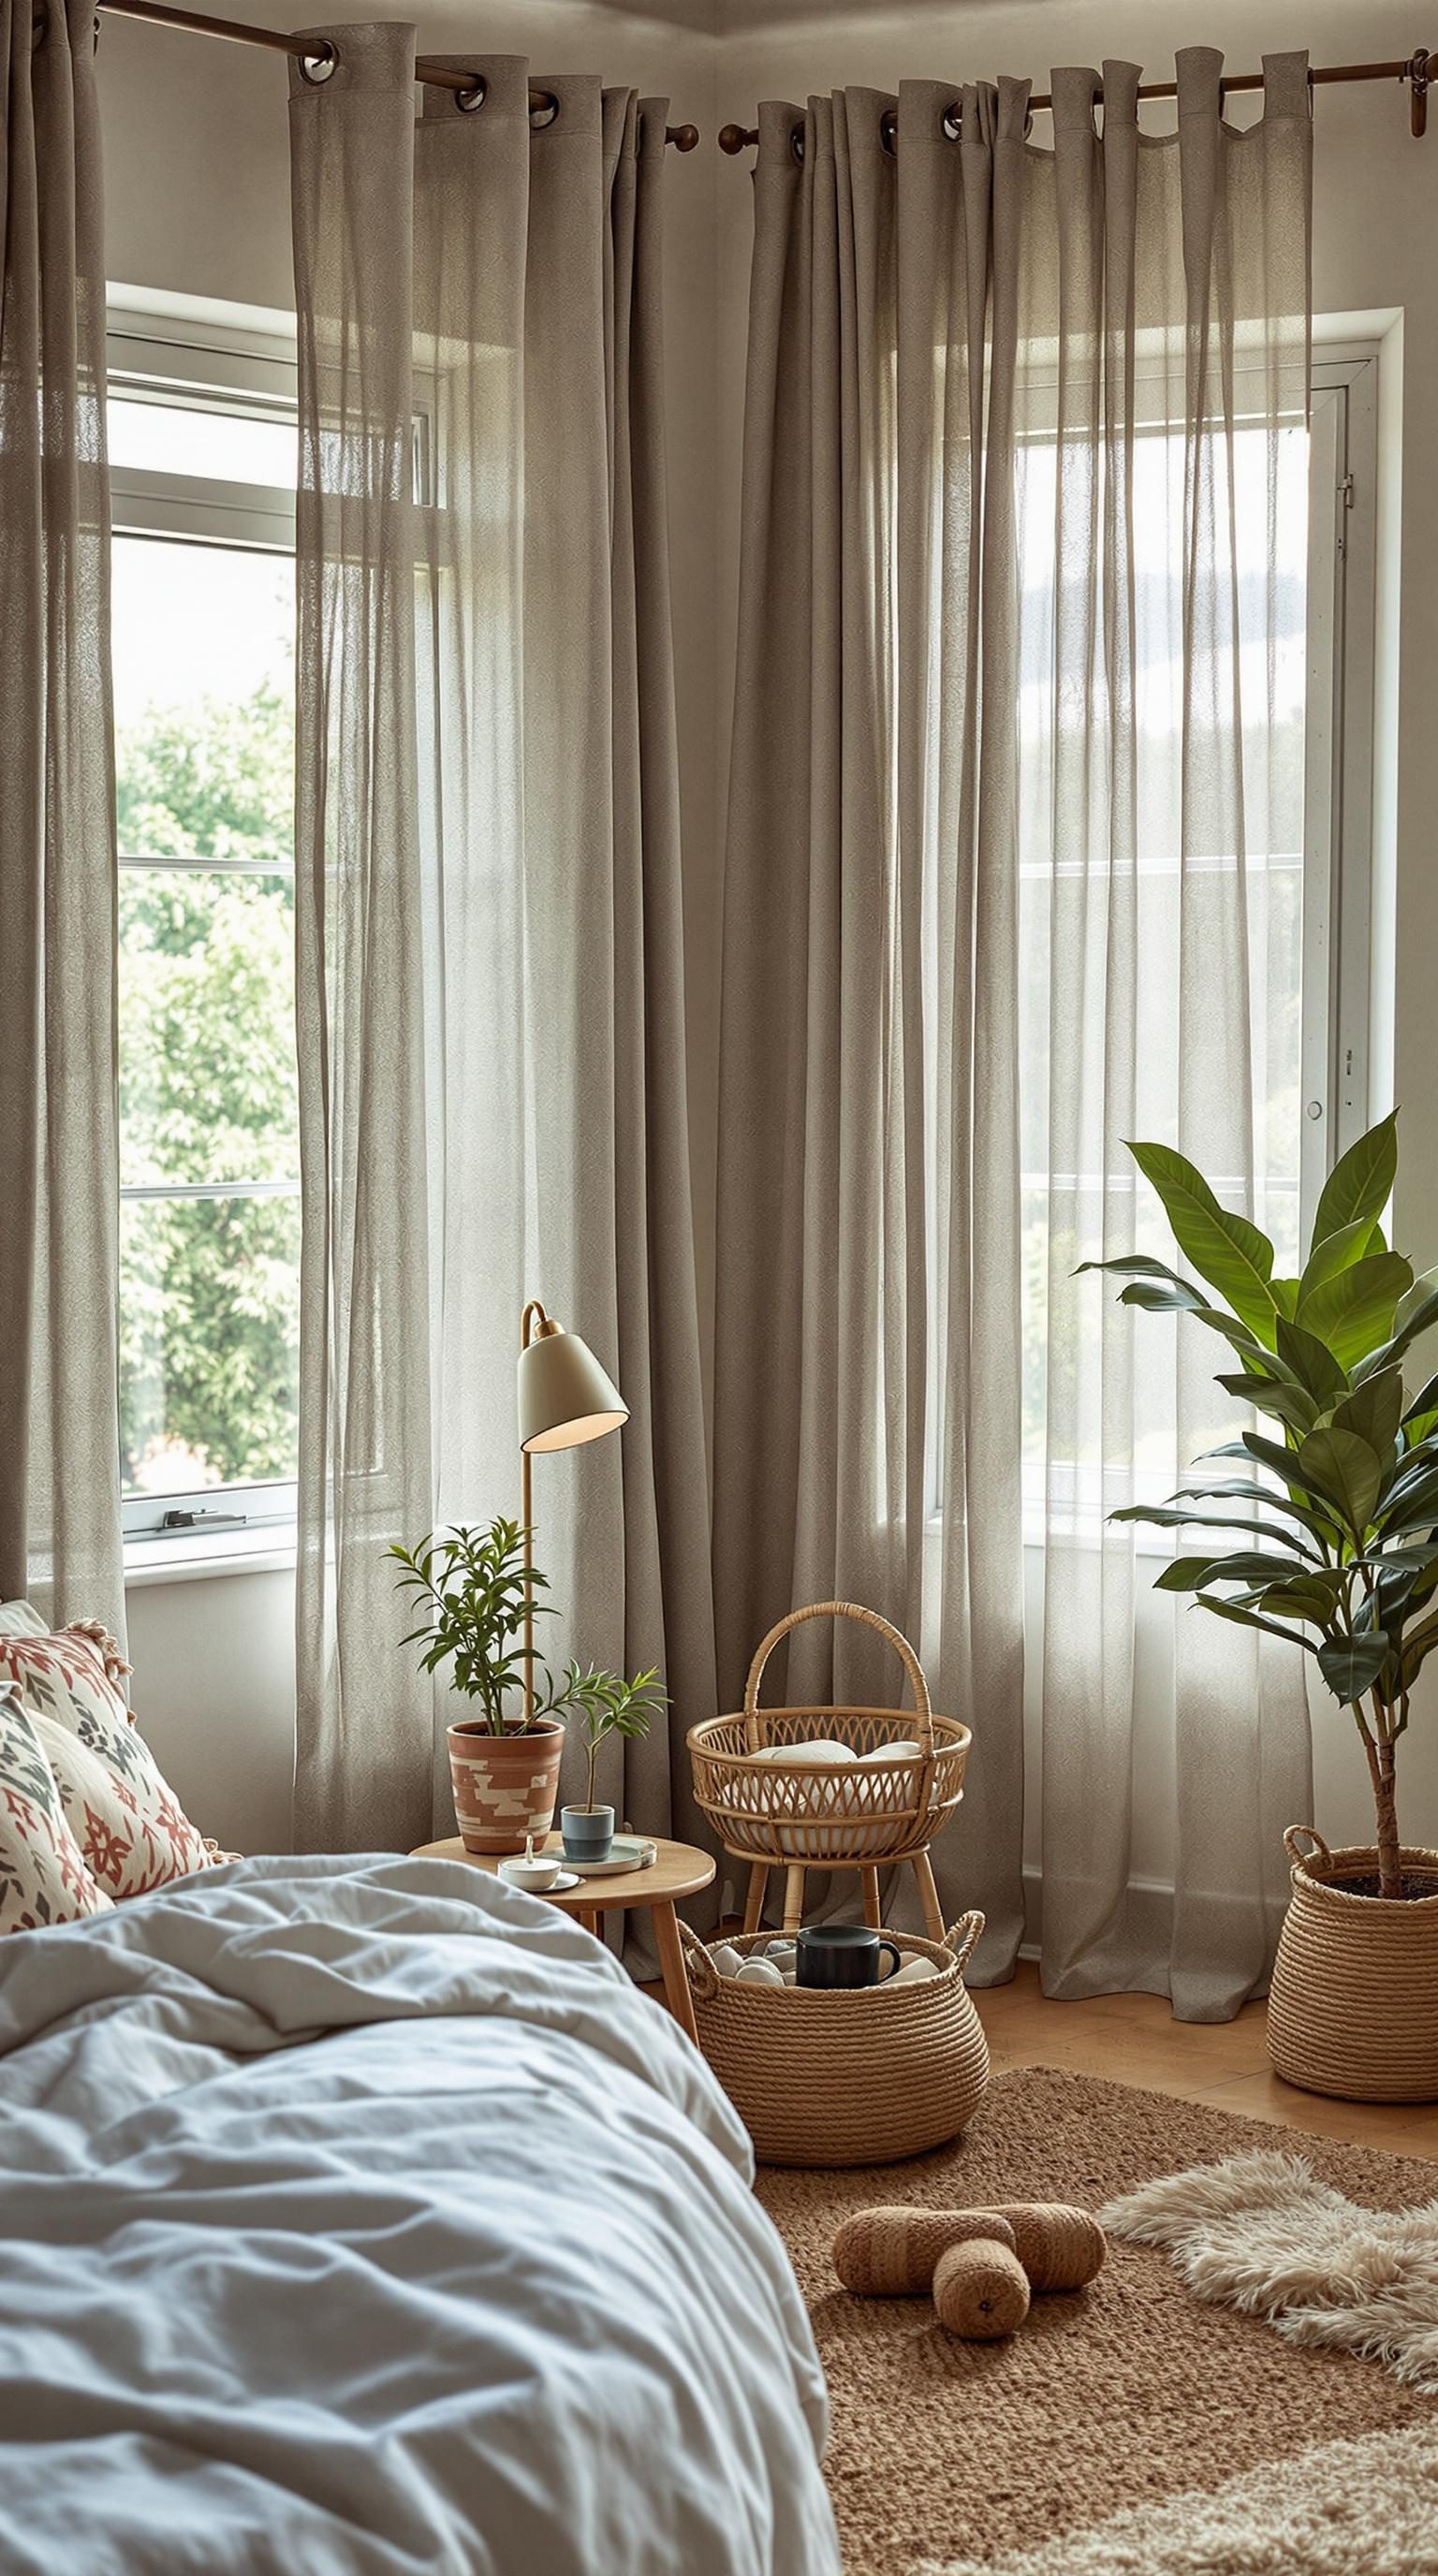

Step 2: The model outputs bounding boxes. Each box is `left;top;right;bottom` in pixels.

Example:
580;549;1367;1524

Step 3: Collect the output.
796;1924;902;1989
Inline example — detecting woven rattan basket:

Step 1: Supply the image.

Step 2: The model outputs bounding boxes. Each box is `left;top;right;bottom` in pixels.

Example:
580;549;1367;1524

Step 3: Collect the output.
1269;1825;1438;2104
679;1914;990;2165
687;1602;971;1867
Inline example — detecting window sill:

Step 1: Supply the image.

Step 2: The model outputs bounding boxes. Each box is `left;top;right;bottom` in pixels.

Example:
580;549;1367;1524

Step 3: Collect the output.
124;1527;297;1588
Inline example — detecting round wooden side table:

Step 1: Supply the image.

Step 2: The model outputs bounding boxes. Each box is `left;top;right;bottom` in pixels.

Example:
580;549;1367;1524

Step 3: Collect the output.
410;1832;714;2046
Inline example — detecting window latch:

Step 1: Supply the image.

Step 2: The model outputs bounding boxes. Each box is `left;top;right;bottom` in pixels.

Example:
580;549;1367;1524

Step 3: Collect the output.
158;1507;250;1531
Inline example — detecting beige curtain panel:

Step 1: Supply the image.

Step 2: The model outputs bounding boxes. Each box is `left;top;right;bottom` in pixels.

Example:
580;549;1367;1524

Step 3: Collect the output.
0;0;125;1633
288;30;714;1853
714;50;1313;2014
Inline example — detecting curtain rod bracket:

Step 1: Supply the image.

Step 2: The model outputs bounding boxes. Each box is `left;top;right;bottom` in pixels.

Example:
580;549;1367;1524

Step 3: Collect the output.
1409;49;1431;135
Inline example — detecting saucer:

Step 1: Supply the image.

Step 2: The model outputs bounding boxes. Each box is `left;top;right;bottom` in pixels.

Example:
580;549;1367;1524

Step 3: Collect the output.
563;1836;656;1878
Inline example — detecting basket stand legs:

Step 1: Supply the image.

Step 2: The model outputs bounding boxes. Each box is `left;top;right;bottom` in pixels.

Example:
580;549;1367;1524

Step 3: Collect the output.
782;1866;806;1933
860;1866;882;1929
742;1863;769;1936
911;1850;946;1944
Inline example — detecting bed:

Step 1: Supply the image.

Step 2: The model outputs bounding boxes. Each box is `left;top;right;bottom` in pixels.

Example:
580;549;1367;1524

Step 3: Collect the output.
0;1853;840;2575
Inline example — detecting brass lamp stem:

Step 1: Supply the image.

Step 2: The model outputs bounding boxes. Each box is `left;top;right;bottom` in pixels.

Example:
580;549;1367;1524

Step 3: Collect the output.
519;1300;549;1729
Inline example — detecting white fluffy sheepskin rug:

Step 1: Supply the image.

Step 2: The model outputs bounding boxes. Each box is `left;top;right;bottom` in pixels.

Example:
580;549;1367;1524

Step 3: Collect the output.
1101;2147;1438;2390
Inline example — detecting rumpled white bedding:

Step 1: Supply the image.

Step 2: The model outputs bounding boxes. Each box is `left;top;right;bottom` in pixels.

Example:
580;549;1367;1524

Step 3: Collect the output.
0;1854;840;2576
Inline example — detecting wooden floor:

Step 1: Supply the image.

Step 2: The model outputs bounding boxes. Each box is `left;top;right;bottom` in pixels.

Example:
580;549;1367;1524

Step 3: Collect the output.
976;1959;1438;2162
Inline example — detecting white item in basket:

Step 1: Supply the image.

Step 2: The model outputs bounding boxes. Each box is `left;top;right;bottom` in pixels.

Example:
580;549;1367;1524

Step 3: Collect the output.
764;1939;797;1959
890;1955;940;1984
750;1740;857;1766
858;1739;923;1764
735;1957;785;1987
710;1943;744;1980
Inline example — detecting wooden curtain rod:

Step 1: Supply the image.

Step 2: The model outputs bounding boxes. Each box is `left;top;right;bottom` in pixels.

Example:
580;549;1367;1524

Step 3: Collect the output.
79;0;700;146
718;45;1438;154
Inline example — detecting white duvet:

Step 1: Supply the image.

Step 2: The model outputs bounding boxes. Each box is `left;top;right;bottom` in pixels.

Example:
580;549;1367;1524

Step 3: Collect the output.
0;1855;840;2576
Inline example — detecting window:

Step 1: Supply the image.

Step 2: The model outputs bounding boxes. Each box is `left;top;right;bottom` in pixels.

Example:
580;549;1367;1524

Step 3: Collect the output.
109;307;300;1546
1005;344;1379;1540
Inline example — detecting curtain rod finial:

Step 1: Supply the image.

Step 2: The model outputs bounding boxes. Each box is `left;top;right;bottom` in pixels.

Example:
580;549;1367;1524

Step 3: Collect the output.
668;123;700;152
719;123;758;154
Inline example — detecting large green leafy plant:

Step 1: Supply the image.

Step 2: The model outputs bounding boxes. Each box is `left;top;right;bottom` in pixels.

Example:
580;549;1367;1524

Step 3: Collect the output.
389;1520;666;1768
1083;1113;1438;1900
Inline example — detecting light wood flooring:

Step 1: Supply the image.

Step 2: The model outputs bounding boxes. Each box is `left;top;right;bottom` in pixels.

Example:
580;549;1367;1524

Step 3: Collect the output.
976;1959;1438;2162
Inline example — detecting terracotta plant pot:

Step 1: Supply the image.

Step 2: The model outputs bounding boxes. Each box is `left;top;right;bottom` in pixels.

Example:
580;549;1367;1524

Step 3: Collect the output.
447;1718;565;1856
1268;1825;1438;2103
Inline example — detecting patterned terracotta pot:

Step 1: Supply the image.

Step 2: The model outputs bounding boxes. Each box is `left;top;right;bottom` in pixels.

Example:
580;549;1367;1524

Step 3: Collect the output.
447;1719;565;1855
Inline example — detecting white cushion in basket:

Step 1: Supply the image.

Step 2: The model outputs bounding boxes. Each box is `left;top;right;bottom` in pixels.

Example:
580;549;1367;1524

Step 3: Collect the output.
750;1739;857;1764
858;1738;923;1763
0;1687;113;1933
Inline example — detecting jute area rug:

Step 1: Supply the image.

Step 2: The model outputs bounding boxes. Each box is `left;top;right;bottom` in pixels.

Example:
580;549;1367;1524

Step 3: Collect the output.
756;2067;1438;2576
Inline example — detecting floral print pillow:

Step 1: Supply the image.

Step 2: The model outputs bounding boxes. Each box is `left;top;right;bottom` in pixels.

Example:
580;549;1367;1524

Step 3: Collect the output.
0;1688;113;1934
0;1629;217;1897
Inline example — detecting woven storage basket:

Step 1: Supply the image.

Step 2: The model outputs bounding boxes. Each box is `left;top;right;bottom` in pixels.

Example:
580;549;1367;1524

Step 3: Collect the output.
680;1914;990;2165
687;1602;970;1865
1269;1825;1438;2103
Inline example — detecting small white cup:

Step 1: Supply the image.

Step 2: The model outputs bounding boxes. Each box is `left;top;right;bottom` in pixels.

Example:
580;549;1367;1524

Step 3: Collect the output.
500;1854;564;1893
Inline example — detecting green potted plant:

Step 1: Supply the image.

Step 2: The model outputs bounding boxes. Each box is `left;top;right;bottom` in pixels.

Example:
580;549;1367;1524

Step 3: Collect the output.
556;1665;667;1863
1082;1112;1438;2102
390;1520;666;1861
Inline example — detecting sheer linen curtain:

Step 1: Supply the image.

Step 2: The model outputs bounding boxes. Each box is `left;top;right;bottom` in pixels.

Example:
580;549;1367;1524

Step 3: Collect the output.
289;31;713;1854
713;50;1313;2013
0;0;125;1634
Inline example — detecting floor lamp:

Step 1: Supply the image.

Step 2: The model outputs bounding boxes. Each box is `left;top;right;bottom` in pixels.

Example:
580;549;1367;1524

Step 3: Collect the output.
517;1300;627;1723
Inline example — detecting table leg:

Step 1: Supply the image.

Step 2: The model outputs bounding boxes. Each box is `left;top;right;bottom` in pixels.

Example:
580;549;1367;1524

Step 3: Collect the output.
911;1850;946;1944
860;1866;882;1930
782;1865;805;1934
576;1904;602;1939
652;1899;699;2046
742;1862;769;1936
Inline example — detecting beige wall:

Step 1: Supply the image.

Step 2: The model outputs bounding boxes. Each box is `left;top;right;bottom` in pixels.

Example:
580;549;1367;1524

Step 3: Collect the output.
103;0;1438;1872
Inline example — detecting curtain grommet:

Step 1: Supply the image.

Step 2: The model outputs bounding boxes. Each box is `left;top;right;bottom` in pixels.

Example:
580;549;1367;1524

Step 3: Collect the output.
455;73;486;112
879;106;898;156
529;88;560;130
789;118;805;165
941;100;961;141
298;40;337;84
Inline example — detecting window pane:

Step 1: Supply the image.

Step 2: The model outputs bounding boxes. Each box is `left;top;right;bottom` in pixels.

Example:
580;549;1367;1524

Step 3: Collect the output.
110;393;296;491
113;537;293;859
121;1193;301;1497
120;871;297;1191
112;514;299;1509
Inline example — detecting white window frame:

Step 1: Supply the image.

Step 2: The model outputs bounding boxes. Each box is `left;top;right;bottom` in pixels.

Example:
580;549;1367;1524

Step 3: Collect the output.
109;299;301;1554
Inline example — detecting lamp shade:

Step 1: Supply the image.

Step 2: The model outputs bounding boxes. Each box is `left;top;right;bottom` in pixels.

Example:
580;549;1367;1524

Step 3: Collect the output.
518;1320;627;1454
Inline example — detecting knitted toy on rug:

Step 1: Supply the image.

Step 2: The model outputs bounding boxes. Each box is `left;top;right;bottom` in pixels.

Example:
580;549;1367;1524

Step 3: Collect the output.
832;2202;1106;2341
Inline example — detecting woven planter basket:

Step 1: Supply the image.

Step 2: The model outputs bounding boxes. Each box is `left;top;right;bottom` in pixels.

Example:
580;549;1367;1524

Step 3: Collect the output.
679;1913;990;2166
687;1602;971;1866
1269;1825;1438;2104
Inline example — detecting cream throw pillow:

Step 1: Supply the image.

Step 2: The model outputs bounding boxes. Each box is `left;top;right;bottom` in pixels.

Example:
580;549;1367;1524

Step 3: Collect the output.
0;1628;217;1898
0;1688;113;1933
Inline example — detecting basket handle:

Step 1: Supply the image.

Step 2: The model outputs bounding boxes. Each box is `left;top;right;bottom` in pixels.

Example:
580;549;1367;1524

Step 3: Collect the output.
944;1910;985;1971
742;1601;933;1755
1284;1824;1332;1870
678;1921;720;2001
